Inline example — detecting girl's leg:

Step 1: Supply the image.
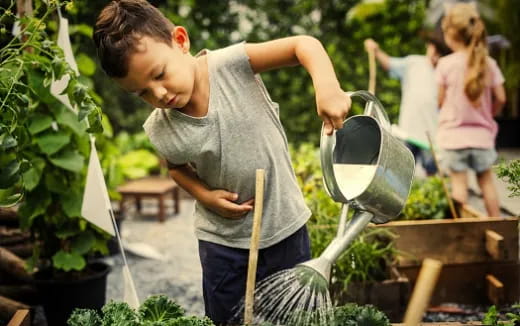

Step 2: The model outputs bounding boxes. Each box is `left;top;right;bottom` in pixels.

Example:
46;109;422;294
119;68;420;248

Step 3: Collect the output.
450;170;468;204
476;169;501;217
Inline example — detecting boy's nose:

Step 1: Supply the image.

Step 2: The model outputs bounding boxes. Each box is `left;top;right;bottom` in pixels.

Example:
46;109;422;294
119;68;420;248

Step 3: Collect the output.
152;86;167;101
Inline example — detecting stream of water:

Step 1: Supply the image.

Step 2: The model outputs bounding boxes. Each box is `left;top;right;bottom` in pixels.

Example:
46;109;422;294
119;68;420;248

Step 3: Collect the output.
233;266;335;326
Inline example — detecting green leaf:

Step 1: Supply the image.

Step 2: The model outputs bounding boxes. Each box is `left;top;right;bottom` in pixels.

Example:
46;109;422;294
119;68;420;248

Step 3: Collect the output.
22;157;45;191
0;160;21;188
76;53;96;77
71;231;96;255
61;190;82;217
55;104;87;136
45;172;68;194
92;237;109;255
17;190;52;229
55;227;79;239
0;188;23;207
52;250;86;271
1;134;18;150
67;308;101;326
35;131;71;155
49;150;84;172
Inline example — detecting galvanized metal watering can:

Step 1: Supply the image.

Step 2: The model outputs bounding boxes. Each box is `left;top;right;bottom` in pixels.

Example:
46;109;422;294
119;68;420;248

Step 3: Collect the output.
300;90;415;282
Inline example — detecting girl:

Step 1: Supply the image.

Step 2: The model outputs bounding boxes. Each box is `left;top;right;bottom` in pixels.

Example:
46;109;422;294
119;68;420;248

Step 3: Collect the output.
436;3;506;217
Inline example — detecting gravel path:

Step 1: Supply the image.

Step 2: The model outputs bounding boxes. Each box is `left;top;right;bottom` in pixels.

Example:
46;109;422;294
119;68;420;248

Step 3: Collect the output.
104;198;204;316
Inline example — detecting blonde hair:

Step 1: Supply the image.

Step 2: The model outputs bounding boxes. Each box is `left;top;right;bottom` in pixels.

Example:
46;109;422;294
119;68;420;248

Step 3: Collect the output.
442;3;488;104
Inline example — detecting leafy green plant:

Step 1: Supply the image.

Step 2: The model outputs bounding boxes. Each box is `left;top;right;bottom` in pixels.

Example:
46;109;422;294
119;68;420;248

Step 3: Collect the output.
67;295;213;326
333;303;390;326
496;159;520;198
0;1;106;273
483;305;500;326
399;176;449;220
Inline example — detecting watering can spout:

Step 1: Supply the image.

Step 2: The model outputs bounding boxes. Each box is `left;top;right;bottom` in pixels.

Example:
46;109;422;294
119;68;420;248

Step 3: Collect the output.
299;211;374;283
299;257;332;283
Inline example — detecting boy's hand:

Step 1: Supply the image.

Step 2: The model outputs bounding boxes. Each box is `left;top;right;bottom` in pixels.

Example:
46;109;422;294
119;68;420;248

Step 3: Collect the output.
364;38;379;53
316;87;351;135
202;190;254;219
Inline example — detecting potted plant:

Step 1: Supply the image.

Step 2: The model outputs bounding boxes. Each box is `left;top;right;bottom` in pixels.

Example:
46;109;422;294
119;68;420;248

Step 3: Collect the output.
0;1;110;324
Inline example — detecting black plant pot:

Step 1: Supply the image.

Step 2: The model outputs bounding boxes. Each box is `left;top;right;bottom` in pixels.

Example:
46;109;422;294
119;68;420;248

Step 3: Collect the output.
33;262;111;326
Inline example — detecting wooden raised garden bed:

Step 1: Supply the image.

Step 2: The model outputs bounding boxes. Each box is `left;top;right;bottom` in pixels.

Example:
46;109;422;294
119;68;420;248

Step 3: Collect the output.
332;268;410;321
372;202;520;305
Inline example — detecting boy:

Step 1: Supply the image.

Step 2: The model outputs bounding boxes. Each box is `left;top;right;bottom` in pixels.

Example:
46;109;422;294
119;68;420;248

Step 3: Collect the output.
94;0;350;324
364;33;451;176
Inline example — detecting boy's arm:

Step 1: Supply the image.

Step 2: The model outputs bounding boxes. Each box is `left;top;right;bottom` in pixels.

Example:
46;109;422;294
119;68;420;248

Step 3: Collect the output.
245;36;350;135
364;39;390;71
168;164;253;218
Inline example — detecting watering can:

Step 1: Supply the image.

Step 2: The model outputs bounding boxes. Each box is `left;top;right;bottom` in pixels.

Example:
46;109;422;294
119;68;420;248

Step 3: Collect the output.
299;90;415;283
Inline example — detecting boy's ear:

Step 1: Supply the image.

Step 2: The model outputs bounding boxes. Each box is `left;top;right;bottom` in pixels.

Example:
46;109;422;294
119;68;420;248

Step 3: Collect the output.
172;26;190;53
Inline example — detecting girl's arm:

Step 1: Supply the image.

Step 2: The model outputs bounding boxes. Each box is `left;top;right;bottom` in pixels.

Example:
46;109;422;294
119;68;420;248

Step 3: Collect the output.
168;164;253;218
438;84;446;109
491;84;506;116
245;36;350;135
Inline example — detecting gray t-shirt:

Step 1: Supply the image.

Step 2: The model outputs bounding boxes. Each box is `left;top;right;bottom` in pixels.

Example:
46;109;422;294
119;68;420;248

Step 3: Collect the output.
389;55;438;145
143;43;311;249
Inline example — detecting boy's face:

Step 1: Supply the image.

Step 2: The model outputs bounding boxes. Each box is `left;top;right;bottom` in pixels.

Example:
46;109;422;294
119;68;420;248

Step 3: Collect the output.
115;27;196;109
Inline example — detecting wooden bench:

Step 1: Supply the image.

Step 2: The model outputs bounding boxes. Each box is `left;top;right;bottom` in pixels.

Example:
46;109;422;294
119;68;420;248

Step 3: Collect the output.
117;176;179;222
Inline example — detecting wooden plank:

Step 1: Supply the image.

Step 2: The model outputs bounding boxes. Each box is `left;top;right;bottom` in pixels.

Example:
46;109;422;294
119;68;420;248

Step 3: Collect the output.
372;217;518;266
486;274;504;305
7;309;30;326
399;262;520;305
486;230;504;260
0;296;29;323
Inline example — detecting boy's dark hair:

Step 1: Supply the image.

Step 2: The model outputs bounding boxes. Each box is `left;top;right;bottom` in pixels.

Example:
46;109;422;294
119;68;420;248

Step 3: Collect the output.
93;0;175;78
421;30;452;57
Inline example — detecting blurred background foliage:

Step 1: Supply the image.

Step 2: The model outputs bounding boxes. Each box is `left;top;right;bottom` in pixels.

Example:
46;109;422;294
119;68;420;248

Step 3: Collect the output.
52;0;518;146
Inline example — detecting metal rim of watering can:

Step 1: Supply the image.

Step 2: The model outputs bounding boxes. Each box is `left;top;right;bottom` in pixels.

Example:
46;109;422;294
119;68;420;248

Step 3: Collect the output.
320;90;389;204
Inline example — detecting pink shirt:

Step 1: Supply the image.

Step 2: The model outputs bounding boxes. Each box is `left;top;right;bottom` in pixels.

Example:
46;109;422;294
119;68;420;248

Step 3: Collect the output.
435;52;505;149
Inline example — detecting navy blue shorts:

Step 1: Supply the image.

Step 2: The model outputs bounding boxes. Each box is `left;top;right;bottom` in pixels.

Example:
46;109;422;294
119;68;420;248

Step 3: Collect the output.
198;225;311;325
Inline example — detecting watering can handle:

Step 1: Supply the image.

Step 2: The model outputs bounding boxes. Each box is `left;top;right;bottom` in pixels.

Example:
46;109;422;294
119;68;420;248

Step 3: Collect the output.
345;91;391;131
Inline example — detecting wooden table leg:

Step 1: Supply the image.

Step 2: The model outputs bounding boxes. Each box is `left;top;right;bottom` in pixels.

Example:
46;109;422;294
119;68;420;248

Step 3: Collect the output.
173;187;179;214
119;195;126;217
135;195;142;213
158;195;165;222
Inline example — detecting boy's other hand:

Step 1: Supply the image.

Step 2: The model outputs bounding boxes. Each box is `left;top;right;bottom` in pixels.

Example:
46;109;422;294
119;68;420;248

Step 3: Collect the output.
364;38;379;53
203;190;254;219
317;88;351;135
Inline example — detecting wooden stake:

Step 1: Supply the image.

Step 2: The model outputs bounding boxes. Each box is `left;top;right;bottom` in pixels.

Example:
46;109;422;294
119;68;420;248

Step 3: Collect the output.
0;296;29;323
7;309;30;326
368;48;376;95
244;169;265;325
426;133;459;219
403;258;443;326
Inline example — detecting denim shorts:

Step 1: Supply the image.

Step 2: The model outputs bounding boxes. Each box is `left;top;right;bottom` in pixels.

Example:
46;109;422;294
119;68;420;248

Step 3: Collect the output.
440;148;497;173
